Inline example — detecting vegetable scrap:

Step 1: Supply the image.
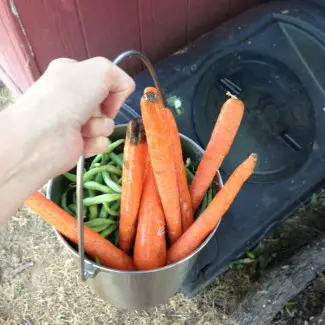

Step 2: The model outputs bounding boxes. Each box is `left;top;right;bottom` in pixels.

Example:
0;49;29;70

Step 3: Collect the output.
119;118;147;253
141;87;182;243
190;92;244;212
25;192;135;271
134;160;167;270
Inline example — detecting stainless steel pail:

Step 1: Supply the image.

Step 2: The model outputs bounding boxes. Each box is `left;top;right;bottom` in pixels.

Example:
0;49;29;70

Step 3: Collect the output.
47;124;223;309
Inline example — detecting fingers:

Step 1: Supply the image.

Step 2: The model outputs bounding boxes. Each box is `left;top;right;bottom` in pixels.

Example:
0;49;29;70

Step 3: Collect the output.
101;63;136;118
84;137;110;157
62;56;135;122
82;117;114;138
43;56;135;122
47;56;135;122
92;106;103;117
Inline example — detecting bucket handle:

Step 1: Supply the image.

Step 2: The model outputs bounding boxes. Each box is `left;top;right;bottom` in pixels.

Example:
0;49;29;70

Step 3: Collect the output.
76;51;162;281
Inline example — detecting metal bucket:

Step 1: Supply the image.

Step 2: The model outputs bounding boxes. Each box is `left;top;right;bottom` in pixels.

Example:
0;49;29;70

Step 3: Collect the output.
47;124;223;310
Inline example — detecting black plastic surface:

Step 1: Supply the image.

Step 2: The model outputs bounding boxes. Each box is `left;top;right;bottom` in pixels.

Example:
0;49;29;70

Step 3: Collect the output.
115;103;139;125
124;0;325;296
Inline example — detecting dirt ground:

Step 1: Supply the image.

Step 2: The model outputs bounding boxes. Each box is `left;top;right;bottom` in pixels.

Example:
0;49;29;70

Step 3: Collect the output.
0;83;324;325
0;202;239;325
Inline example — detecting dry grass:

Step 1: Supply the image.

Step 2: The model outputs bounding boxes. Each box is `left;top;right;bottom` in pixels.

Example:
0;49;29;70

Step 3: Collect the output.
0;203;236;325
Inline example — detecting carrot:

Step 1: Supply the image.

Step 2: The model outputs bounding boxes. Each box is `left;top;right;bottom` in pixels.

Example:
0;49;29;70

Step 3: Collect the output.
165;108;194;231
190;95;244;212
134;161;167;270
140;87;182;243
25;192;135;270
119;118;147;253
167;153;257;264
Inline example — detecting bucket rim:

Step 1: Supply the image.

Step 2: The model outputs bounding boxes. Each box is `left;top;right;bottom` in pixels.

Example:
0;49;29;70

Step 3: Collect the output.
46;124;224;275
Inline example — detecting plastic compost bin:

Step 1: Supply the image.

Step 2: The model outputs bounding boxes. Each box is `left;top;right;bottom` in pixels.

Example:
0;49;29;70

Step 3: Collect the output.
123;0;325;296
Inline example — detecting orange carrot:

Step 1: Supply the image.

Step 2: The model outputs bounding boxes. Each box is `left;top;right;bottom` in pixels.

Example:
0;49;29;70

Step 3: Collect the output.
119;118;147;253
190;95;244;212
167;153;257;264
25;192;135;271
134;161;167;270
165;108;194;231
140;87;182;243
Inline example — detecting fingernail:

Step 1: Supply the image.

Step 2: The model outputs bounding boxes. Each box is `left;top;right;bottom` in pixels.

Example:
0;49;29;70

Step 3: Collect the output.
105;118;115;134
85;153;97;158
84;137;111;156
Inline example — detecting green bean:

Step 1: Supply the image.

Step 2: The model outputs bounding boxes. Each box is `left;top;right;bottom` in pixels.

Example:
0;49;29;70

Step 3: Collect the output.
103;203;120;217
89;206;98;220
100;224;118;238
199;192;208;215
83;206;88;217
111;200;120;211
102;172;122;193
68;203;76;214
113;230;119;246
61;190;72;214
212;182;220;196
90;225;110;232
90;154;103;169
185;157;196;173
185;166;194;184
84;181;114;194
109;152;123;168
94;256;101;265
95;172;104;184
100;140;124;166
105;139;125;154
85;218;116;228
117;177;122;185
118;153;123;159
99;205;108;218
88;190;98;219
83;194;121;206
63;172;76;182
110;173;120;184
68;204;88;217
101;154;110;166
101;156;115;165
71;192;88;217
208;185;213;203
67;204;88;220
83;165;121;182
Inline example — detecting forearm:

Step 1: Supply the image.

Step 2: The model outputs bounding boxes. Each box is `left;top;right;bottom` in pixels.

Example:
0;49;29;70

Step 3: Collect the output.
0;105;52;223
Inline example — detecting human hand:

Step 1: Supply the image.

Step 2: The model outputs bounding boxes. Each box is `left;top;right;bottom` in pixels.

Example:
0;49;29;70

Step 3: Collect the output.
1;56;136;223
14;57;135;176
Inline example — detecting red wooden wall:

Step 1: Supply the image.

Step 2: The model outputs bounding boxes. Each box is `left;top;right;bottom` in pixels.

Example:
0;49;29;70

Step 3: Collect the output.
0;0;264;94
